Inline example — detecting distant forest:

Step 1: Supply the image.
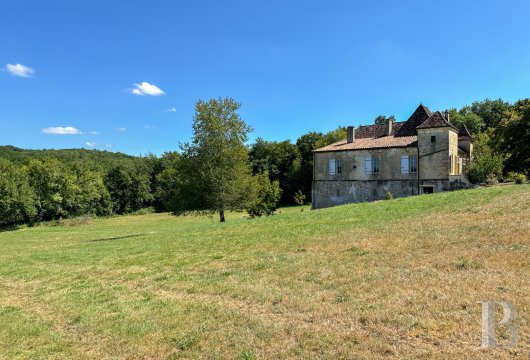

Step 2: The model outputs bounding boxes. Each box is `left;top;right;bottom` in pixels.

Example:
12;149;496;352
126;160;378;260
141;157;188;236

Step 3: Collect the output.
1;97;528;227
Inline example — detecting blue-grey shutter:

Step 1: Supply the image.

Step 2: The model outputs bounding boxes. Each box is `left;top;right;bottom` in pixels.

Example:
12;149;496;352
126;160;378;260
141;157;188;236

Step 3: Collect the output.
329;159;336;175
401;156;409;174
365;157;372;174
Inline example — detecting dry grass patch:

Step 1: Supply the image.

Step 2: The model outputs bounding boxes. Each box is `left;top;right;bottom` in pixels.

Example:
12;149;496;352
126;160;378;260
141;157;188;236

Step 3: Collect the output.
0;185;528;359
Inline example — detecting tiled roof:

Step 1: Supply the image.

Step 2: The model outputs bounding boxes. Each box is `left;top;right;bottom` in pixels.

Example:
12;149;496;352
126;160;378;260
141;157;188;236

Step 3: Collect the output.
395;104;432;136
313;104;459;153
355;122;405;138
313;136;418;152
417;111;458;130
458;124;473;138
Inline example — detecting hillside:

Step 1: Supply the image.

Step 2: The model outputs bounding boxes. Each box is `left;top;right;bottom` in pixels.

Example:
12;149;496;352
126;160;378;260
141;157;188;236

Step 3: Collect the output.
0;185;529;359
0;145;143;168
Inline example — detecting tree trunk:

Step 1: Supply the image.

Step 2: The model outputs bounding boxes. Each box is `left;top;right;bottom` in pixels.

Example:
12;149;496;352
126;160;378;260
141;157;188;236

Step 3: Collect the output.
219;209;226;222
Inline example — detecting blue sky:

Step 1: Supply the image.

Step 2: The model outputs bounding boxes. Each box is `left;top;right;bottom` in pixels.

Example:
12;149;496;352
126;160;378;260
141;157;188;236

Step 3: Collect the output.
1;0;530;155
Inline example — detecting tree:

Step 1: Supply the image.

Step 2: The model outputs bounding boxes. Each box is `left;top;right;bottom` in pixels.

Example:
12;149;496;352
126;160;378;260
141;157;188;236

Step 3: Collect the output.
447;108;485;134
374;115;395;125
249;138;300;203
154;152;185;212
494;99;530;174
180;97;255;222
246;172;282;217
314;126;348;149
467;98;511;130
294;132;323;203
71;163;112;216
26;159;78;220
466;132;504;184
0;159;37;227
104;163;154;214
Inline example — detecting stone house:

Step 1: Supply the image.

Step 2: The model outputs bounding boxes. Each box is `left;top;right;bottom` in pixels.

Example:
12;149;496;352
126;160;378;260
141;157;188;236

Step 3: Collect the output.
312;104;473;209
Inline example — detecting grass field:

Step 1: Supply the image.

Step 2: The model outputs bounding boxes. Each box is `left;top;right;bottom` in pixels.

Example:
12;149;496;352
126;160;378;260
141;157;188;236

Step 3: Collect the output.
1;185;529;359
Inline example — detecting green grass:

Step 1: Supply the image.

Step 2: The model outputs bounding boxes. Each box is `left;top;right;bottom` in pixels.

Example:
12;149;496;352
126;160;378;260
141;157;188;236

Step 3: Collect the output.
1;185;529;359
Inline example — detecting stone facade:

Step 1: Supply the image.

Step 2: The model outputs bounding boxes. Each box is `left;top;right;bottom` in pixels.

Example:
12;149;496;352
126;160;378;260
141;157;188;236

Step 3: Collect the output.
312;105;473;209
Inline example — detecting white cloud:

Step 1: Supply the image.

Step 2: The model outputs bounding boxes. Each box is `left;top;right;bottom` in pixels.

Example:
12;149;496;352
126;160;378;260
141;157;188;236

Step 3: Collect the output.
165;107;177;112
6;63;35;78
85;142;97;147
105;144;113;148
42;126;82;135
144;125;156;129
131;82;165;96
116;127;127;132
89;130;101;135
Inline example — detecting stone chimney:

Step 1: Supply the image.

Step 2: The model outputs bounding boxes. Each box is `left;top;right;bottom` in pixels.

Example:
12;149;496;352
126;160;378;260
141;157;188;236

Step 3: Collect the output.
347;126;355;143
385;118;393;136
444;110;450;122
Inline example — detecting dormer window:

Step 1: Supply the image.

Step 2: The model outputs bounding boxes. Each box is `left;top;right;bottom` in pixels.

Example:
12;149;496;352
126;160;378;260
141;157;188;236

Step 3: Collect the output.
431;135;436;143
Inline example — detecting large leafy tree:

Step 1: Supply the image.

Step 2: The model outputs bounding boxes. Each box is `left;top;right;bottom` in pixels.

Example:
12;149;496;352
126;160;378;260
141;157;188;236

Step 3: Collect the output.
448;108;485;134
26;159;79;220
249;138;300;203
494;99;530;174
467;98;511;130
180;97;254;222
104;163;154;214
0;159;37;227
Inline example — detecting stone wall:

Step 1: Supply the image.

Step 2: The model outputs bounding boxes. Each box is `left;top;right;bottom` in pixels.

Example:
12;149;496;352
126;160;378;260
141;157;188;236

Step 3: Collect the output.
312;179;418;209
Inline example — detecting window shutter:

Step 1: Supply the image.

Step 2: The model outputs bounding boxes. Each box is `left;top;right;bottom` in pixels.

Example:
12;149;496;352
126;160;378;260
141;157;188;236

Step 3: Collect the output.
329;159;336;175
365;158;372;174
401;156;409;174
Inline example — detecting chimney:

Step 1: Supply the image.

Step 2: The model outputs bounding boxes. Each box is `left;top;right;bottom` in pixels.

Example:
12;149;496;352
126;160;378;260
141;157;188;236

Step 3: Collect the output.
444;110;450;122
347;126;355;143
385;118;393;136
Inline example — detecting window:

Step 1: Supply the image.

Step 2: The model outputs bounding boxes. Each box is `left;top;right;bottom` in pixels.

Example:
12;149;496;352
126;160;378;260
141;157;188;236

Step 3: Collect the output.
329;159;336;176
364;157;379;175
409;156;417;173
401;155;418;174
400;156;409;174
329;159;341;176
431;135;436;143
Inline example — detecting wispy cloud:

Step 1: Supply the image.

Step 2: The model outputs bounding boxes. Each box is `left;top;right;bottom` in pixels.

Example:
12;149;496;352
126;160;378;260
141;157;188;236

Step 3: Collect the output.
131;82;165;96
86;142;113;149
116;127;127;132
6;63;35;78
89;130;101;135
165;107;177;112
42;126;82;135
144;125;157;129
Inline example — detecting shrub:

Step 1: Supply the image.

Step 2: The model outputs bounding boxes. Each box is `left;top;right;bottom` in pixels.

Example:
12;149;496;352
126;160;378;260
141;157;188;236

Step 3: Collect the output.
293;190;306;206
505;171;526;184
385;191;393;200
246;173;282;218
467;154;504;184
515;173;527;184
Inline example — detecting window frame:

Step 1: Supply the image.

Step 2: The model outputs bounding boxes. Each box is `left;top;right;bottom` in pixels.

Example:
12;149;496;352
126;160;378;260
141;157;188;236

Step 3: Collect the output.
409;155;417;174
373;157;379;174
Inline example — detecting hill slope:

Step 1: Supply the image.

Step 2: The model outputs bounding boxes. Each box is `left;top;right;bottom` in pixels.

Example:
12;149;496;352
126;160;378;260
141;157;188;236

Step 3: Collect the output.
0;185;529;359
0;145;142;168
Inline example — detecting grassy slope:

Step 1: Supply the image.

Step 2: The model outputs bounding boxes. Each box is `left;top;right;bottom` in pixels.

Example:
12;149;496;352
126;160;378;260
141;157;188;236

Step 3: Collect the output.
0;185;529;359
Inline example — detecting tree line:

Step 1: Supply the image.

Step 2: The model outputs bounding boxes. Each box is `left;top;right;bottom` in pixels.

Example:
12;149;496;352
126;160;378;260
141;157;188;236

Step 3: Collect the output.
1;97;528;227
